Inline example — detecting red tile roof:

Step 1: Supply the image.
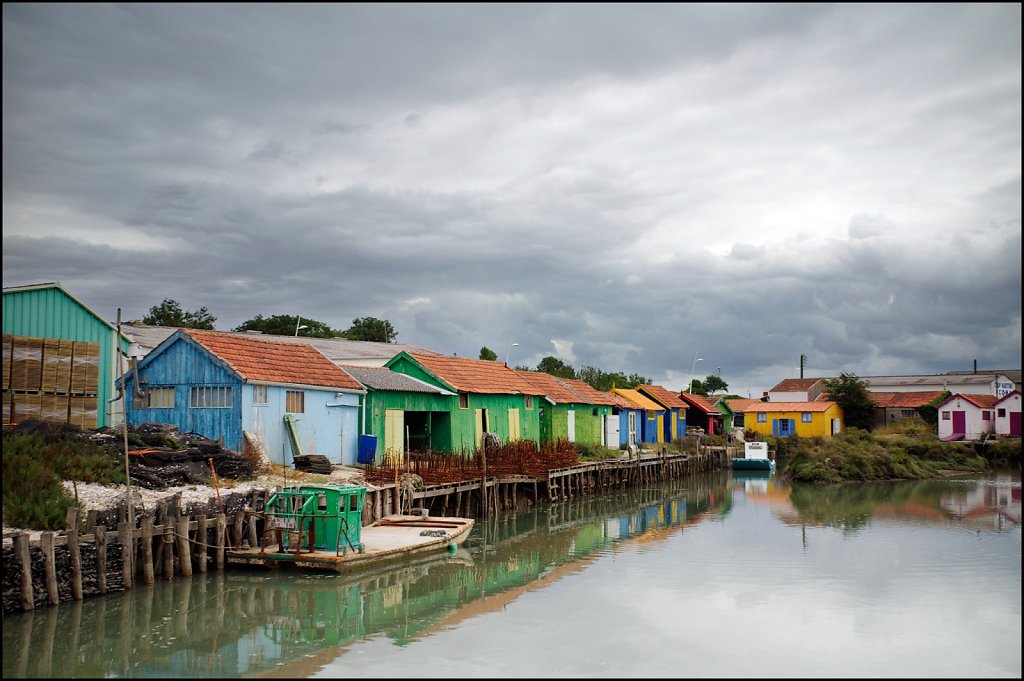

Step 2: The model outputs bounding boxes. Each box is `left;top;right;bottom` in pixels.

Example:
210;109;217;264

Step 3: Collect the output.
604;390;642;409
638;384;687;409
769;378;824;392
515;370;584;403
558;377;620;406
726;398;761;413
744;401;838;413
183;329;363;390
938;393;1001;409
679;392;721;414
410;354;544;395
869;391;945;408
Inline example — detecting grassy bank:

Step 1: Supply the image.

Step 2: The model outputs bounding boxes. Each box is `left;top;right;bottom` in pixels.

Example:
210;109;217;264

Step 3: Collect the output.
775;428;995;484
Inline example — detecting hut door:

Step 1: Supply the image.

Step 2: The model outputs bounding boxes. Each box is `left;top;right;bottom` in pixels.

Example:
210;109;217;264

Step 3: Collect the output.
627;412;636;446
475;408;488;448
952;411;966;434
508;408;521;441
384;409;404;462
567;410;576;442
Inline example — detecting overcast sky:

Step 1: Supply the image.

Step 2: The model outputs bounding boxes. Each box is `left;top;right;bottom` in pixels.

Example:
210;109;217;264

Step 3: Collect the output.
3;4;1021;396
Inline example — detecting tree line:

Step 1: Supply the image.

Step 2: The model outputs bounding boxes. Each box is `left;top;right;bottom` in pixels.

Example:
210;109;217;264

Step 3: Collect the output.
138;299;397;342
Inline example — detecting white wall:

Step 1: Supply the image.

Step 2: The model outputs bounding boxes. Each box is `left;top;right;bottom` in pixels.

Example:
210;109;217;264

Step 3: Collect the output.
995;392;1021;435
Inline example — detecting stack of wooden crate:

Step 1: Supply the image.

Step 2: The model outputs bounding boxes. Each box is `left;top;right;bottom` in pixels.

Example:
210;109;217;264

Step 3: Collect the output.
2;334;100;428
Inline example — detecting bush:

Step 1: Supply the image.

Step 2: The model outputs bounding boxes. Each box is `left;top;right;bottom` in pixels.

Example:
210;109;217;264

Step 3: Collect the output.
2;432;79;530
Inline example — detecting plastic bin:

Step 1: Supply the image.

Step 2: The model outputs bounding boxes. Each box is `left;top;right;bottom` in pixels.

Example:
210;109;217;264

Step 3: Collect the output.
358;434;378;464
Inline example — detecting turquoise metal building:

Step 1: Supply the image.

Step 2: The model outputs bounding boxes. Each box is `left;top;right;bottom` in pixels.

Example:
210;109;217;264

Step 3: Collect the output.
2;282;130;429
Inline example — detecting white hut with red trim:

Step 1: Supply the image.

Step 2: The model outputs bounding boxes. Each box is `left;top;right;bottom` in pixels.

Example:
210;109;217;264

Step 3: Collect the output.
993;390;1022;437
936;393;1000;441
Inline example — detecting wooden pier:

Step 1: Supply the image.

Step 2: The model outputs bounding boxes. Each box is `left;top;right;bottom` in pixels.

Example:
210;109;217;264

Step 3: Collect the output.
3;450;721;613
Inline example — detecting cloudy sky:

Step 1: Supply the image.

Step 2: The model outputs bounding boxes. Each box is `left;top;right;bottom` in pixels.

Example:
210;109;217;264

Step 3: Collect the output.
3;4;1021;396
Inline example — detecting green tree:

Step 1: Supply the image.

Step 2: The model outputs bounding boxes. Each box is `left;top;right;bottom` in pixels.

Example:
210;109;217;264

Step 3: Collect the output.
479;346;498;361
577;367;650;391
341;317;397;343
822;372;875;431
537;356;576;379
233;314;339;338
143;298;217;329
704;374;729;395
686;378;709;396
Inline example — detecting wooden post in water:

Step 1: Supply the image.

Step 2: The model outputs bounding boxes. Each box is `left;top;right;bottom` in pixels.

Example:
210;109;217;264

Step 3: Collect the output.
162;524;175;579
119;522;134;590
14;533;34;611
215;513;226;570
177;516;192;577
196;514;208;574
140;516;155;585
68;528;83;600
95;525;108;594
41;532;59;605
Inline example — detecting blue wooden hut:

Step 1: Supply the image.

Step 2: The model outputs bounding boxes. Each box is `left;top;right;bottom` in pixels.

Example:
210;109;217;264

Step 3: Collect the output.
123;329;366;465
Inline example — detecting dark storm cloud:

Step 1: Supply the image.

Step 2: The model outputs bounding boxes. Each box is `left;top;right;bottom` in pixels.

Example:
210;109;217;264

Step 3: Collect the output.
3;4;1020;393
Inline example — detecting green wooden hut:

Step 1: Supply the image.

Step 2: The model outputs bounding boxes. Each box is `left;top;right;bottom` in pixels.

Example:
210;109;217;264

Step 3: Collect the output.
2;282;130;429
515;370;615;447
384;352;545;453
340;365;457;463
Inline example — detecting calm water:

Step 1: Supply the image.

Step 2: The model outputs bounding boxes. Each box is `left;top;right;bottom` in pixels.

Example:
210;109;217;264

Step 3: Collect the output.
3;469;1020;678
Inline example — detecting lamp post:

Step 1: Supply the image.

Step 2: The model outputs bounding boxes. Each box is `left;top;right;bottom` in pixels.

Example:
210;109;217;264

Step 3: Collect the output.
294;316;308;336
505;342;519;366
689;354;703;394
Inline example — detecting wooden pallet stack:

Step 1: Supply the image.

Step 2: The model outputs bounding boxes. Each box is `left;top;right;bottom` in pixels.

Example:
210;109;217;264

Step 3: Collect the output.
3;334;100;428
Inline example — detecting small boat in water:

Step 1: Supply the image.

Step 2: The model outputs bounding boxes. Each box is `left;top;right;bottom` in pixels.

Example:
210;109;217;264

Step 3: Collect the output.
226;483;474;573
731;441;776;471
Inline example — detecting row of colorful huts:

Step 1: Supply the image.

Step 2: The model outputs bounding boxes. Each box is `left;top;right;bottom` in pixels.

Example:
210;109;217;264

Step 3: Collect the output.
3;282;848;467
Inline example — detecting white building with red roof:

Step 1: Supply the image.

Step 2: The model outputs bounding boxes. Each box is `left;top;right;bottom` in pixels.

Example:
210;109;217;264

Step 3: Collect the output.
936;393;1001;441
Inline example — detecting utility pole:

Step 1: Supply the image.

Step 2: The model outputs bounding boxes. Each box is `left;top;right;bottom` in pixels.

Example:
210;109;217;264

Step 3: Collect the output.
799;354;807;379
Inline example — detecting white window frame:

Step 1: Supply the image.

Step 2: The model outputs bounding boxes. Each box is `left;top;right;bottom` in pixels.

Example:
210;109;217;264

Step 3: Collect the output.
286;390;305;414
190;386;232;409
757;413;767;423
801;412;813;423
253;384;268;405
146;387;175;409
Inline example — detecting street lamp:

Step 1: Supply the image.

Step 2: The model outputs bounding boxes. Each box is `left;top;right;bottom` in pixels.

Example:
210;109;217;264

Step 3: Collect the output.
505;342;519;365
689;354;703;394
294;316;308;336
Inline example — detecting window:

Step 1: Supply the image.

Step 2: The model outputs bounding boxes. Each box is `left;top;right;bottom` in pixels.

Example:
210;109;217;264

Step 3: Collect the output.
593;408;599;416
981;411;991;421
253;385;268;405
757;413;767;423
525;396;533;410
998;408;1006;418
901;409;917;418
285;390;304;413
459;393;469;409
190;386;231;409
801;412;812;423
941;411;951;421
146;387;175;409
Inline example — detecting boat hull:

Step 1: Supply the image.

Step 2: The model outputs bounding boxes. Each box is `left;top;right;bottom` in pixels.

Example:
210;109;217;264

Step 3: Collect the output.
731;458;776;471
227;514;475;573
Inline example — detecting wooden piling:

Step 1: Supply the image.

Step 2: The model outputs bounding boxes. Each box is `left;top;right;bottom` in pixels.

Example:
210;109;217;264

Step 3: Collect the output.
68;528;83;600
140;516;155;585
177;516;192;577
118;522;134;591
41;532;59;605
162;524;174;579
215;513;226;570
15;533;34;611
95;525;107;594
196;514;208;574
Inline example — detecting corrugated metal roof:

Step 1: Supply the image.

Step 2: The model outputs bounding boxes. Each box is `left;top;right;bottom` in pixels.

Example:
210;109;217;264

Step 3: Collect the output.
862;374;1001;387
409;354;545;395
744;401;838;413
638;384;687;409
515;370;584;403
183;329;364;390
611;388;664;411
340;365;452;394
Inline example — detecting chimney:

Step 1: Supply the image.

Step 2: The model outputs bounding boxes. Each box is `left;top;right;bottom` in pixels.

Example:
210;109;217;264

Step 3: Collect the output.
973;359;977;374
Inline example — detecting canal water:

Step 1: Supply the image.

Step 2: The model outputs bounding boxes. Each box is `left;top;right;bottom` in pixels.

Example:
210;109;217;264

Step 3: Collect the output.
3;468;1020;678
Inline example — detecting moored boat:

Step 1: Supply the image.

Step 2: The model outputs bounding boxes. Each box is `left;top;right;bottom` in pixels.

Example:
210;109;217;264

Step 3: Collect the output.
226;483;474;573
731;441;776;471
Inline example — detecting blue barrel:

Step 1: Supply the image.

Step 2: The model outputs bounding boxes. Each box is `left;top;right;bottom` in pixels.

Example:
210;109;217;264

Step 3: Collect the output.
357;435;377;464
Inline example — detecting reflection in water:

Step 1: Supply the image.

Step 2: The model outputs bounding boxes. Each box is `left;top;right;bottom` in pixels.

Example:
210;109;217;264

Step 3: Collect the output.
2;469;1019;678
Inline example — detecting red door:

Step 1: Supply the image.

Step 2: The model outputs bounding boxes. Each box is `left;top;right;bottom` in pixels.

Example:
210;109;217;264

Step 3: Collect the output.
1011;412;1022;436
952;411;966;434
